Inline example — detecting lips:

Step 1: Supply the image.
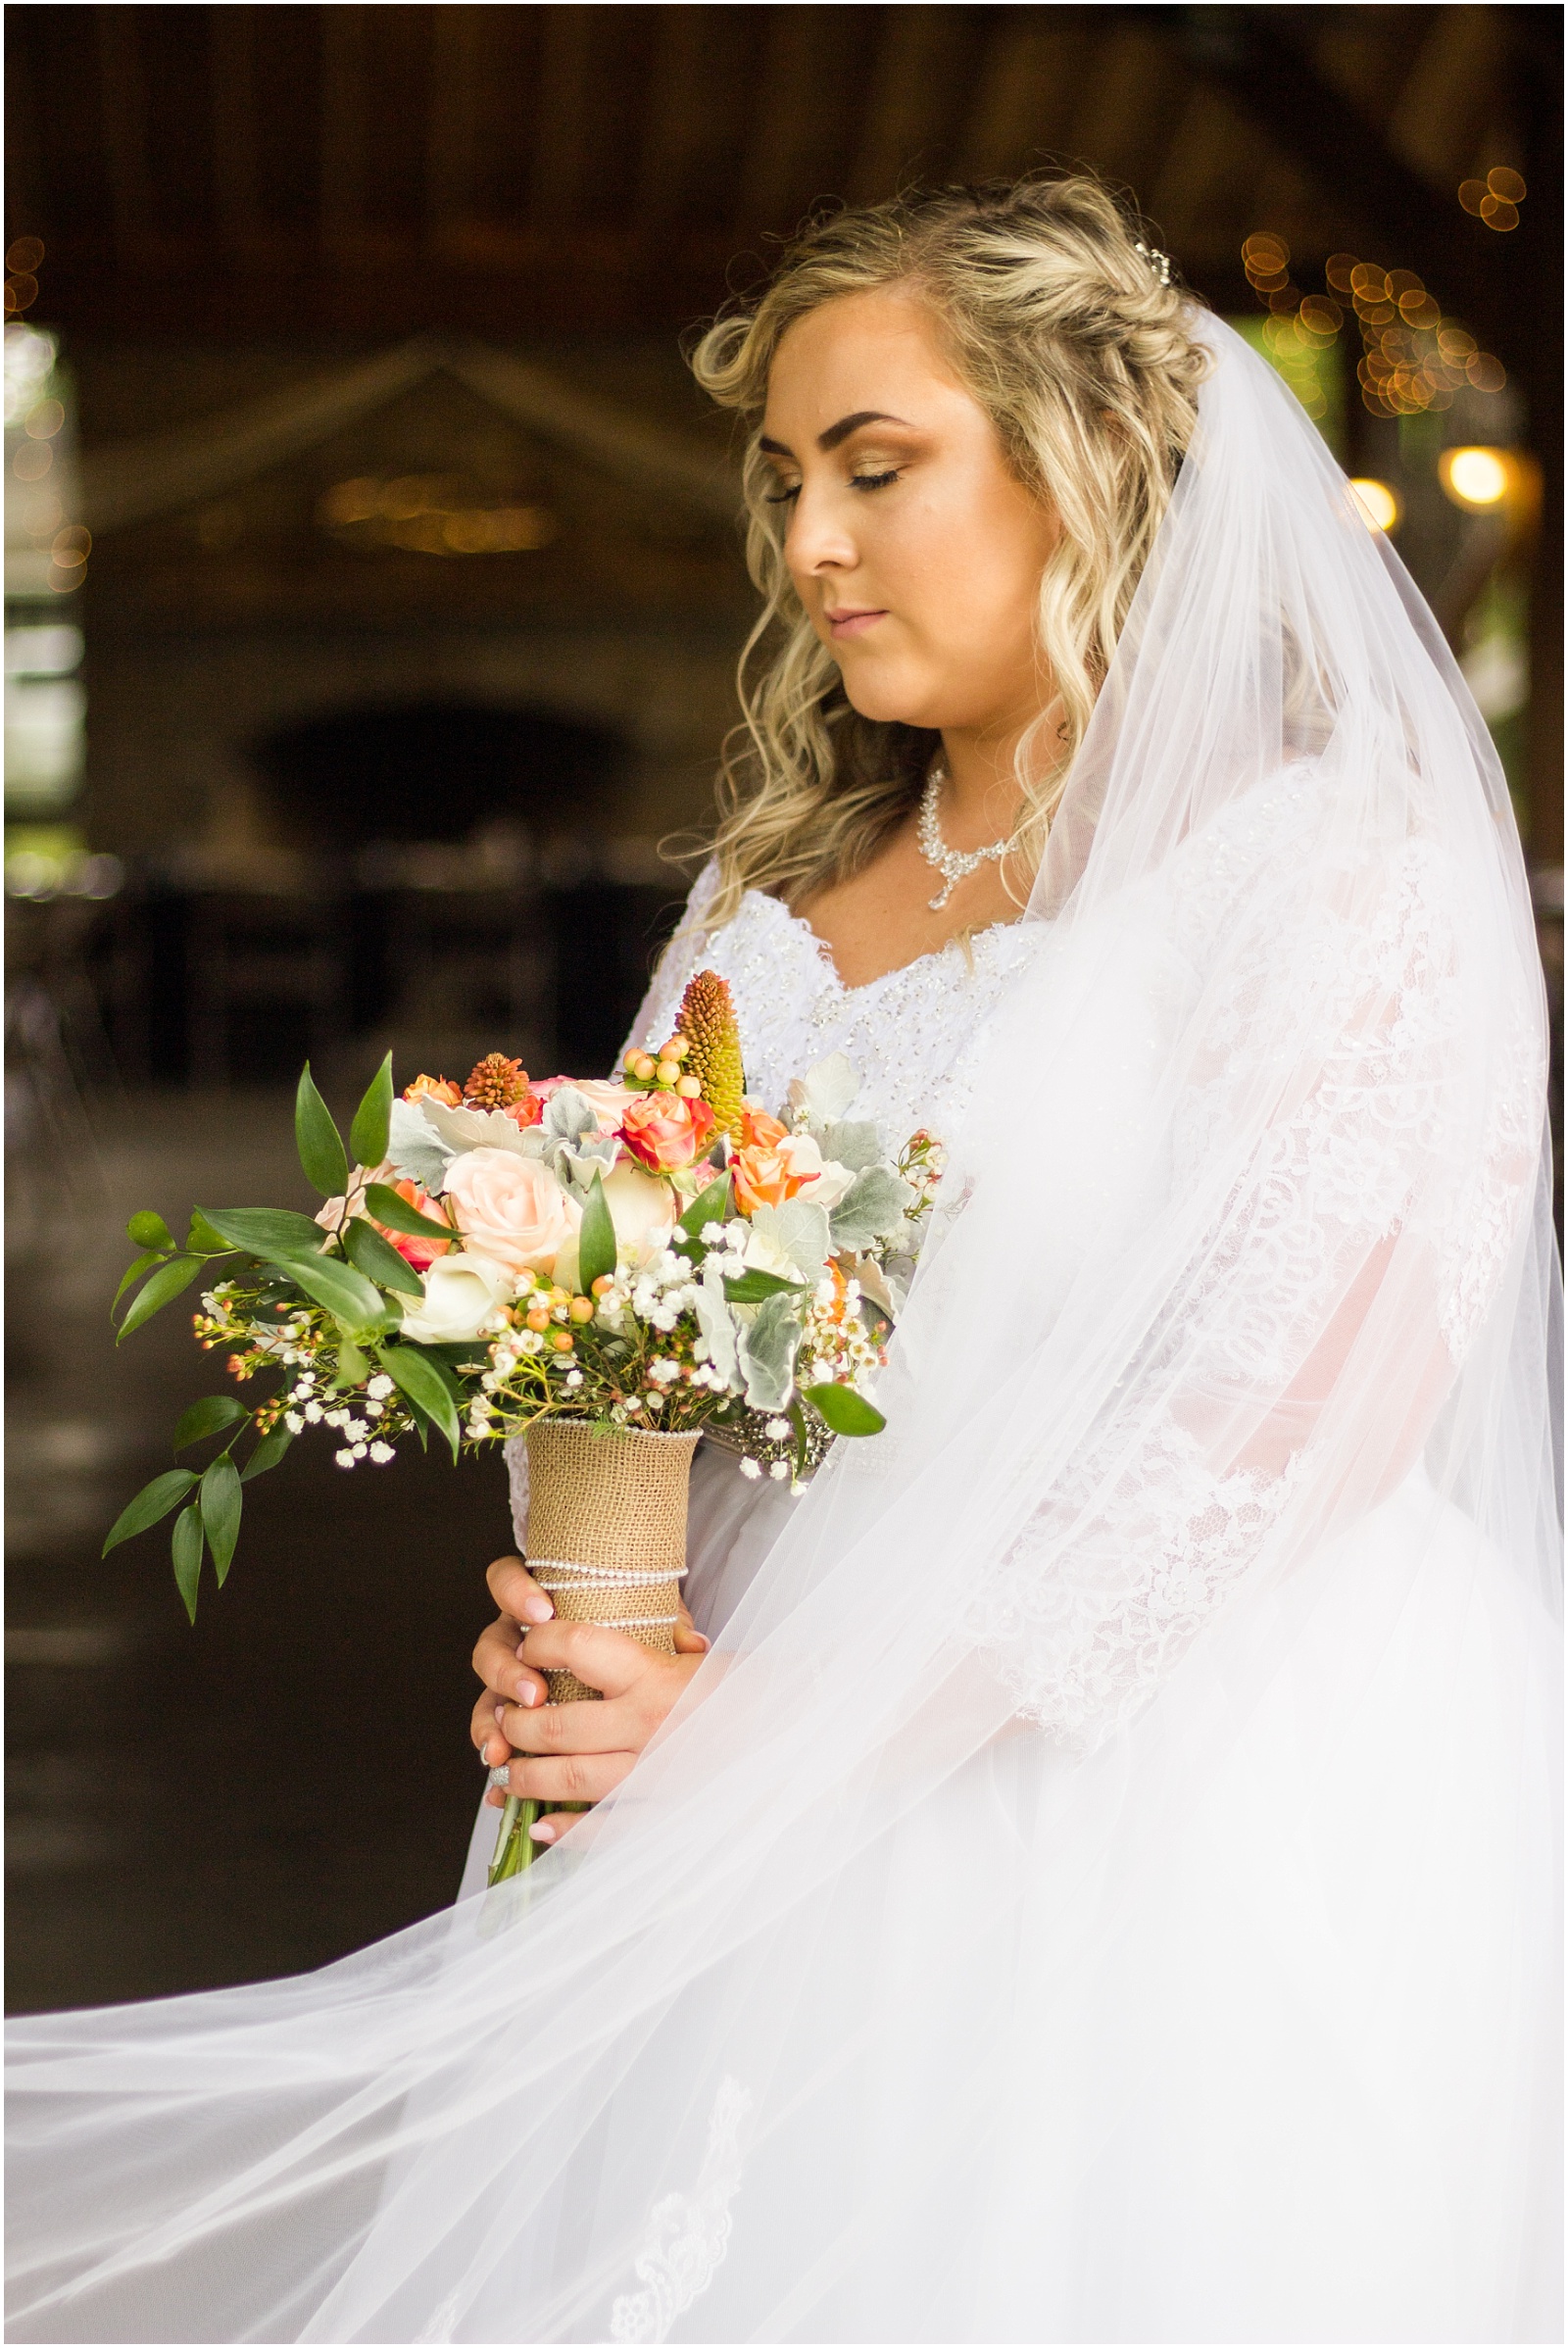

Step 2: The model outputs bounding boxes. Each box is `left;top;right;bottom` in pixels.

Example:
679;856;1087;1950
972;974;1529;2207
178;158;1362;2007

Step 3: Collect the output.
825;607;886;641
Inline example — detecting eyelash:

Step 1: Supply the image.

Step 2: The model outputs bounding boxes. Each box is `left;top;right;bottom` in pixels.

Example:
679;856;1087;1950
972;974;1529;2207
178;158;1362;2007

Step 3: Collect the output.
763;467;904;507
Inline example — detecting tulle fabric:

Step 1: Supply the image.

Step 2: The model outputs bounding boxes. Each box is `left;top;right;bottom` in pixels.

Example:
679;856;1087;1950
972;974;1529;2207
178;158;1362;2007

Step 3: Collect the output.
7;318;1560;2343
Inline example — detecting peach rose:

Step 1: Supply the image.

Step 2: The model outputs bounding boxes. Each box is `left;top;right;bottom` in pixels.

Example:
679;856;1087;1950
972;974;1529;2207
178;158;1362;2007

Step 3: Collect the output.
375;1176;452;1270
441;1148;580;1278
732;1128;853;1216
530;1076;635;1135
403;1074;462;1107
740;1106;789;1150
503;1090;544;1131
618;1091;715;1173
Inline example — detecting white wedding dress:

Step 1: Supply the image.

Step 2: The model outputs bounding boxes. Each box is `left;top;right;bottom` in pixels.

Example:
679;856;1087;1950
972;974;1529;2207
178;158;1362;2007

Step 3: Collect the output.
9;320;1560;2347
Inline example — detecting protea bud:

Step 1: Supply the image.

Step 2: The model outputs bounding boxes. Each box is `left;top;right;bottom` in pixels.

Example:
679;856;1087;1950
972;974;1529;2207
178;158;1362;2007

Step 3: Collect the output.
675;970;745;1143
464;1052;531;1110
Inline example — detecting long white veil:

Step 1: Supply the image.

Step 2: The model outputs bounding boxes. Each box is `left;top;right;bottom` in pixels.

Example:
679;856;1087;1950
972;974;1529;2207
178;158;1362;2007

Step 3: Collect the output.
8;318;1560;2344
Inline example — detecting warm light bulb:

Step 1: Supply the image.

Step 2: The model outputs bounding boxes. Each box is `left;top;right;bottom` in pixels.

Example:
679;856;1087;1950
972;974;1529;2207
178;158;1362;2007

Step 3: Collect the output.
1348;478;1399;532
1440;447;1510;510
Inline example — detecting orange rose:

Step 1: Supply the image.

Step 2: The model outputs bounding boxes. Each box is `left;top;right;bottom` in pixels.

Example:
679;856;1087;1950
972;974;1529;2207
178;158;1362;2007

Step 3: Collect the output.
739;1106;789;1150
375;1177;453;1270
403;1073;462;1107
503;1091;544;1131
618;1091;715;1174
732;1128;837;1216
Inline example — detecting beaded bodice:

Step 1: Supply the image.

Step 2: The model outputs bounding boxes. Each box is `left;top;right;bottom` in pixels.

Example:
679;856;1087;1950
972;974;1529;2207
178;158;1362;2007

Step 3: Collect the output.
627;859;1041;1146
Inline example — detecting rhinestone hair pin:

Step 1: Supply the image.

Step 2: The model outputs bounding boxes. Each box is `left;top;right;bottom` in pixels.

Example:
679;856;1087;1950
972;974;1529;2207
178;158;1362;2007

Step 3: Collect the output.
1135;240;1173;287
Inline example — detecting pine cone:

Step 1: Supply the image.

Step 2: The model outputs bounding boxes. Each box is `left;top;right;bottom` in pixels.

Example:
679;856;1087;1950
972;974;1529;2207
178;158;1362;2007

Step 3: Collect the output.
464;1052;531;1110
676;970;746;1143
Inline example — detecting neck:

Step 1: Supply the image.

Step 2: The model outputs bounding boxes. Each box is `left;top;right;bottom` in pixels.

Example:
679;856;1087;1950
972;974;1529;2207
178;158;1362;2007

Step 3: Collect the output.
935;709;1052;848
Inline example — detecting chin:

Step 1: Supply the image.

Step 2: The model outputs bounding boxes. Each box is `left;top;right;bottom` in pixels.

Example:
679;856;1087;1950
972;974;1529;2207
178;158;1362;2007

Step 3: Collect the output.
837;659;945;730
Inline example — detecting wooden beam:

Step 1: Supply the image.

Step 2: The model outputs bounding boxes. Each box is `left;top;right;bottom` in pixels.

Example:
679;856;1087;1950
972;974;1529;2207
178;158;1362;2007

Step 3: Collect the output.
1138;6;1529;367
210;6;265;258
528;6;597;226
847;6;986;204
426;5;485;246
95;4;155;263
318;2;368;261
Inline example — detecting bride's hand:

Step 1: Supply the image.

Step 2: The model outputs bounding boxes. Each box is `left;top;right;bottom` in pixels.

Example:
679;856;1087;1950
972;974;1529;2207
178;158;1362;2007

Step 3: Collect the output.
471;1554;709;1844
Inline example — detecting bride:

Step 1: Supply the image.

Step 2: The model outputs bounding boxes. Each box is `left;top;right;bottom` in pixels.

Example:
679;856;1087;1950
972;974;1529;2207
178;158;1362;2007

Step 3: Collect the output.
9;175;1561;2345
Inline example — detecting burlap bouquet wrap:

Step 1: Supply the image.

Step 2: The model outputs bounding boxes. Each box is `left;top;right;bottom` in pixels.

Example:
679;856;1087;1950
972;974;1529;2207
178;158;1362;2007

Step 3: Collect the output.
523;1421;701;1703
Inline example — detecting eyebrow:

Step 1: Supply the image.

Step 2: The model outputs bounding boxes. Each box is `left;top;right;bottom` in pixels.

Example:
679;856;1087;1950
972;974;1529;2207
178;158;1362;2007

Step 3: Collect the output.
759;410;912;459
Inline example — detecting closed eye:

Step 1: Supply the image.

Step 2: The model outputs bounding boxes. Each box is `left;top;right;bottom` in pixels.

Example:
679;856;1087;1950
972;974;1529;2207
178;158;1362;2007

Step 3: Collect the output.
850;467;902;492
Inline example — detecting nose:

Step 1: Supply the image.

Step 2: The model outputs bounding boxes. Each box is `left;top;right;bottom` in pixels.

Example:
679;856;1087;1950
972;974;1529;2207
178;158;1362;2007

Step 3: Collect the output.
783;480;858;587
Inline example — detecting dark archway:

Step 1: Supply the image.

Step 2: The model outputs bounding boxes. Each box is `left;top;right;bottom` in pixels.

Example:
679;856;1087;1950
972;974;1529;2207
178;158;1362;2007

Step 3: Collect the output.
252;703;625;848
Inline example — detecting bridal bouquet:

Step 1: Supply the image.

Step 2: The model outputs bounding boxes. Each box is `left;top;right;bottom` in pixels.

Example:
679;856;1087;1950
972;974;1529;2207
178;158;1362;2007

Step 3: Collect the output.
105;969;942;1872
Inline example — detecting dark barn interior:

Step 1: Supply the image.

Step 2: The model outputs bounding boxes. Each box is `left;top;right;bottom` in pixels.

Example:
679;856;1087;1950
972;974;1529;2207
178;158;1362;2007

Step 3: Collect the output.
6;4;1561;2012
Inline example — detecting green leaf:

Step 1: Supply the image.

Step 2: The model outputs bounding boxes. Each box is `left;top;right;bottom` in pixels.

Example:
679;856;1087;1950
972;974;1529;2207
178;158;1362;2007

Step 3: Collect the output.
172;1502;205;1622
241;1425;294;1483
196;1206;327;1263
576;1170;617;1292
363;1183;452;1243
676;1173;731;1248
199;1453;242;1587
103;1467;198;1556
172;1394;247;1451
116;1255;204;1343
186;1210;232;1255
284;1251;386;1332
722;1267;807;1304
126;1209;172;1250
801;1381;886;1438
349;1052;394;1173
342;1215;424;1297
113;1248;165;1310
333;1336;371;1390
295;1063;349;1198
380;1344;461;1458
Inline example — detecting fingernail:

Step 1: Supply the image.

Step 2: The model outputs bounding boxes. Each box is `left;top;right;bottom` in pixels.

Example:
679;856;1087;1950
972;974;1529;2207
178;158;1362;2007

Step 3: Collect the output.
494;1702;506;1724
515;1680;537;1706
693;1634;710;1650
530;1821;556;1843
478;1739;492;1765
521;1595;553;1624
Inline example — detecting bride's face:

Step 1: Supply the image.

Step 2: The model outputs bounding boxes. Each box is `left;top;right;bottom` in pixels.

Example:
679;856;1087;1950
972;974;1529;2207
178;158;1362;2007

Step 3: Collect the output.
760;288;1059;736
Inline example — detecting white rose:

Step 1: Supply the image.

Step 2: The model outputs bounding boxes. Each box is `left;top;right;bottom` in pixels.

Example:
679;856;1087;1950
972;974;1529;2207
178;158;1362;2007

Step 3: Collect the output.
776;1134;857;1211
553;1157;677;1289
398;1251;514;1344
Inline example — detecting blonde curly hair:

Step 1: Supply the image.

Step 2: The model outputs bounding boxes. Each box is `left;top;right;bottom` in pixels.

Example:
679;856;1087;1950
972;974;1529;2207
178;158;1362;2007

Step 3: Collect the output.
686;173;1212;928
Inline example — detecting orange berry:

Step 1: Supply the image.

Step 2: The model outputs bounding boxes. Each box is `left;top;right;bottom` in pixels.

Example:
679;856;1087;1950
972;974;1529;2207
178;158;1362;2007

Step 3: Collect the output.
675;1074;702;1099
551;1330;575;1353
525;1305;551;1333
656;1059;680;1086
568;1296;594;1323
591;1273;615;1296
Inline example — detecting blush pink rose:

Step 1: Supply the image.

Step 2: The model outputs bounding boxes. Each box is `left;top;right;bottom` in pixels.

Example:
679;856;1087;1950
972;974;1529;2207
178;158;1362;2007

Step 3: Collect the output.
441;1148;580;1278
618;1091;715;1174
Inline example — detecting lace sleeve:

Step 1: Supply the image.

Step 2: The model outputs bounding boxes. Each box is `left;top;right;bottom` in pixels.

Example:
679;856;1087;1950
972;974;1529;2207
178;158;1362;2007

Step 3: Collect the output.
965;834;1544;1753
618;858;722;1068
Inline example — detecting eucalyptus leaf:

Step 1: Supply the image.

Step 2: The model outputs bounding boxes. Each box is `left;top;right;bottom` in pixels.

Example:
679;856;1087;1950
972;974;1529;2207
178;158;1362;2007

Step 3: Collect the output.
695;1260;741;1390
199;1454;243;1586
196;1206;327;1264
116;1255;203;1343
363;1182;453;1244
241;1426;294;1483
342;1215;424;1297
113;1248;164;1311
380;1345;461;1458
284;1251;386;1332
103;1468;198;1556
126;1209;172;1251
750;1198;830;1285
172;1502;205;1622
295;1063;349;1198
172;1394;247;1452
576;1171;617;1292
802;1381;886;1438
349;1052;394;1173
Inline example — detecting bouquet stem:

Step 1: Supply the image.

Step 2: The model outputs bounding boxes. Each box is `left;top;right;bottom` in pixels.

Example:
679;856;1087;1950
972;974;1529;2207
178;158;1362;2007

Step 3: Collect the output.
486;1422;701;1884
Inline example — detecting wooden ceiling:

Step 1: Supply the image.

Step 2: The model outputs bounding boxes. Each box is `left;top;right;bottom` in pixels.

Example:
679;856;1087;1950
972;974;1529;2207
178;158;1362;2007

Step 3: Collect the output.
6;4;1558;382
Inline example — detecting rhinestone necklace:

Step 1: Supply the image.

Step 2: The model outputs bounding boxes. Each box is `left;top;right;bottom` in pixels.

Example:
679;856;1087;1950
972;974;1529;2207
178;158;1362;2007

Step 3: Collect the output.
915;766;1013;911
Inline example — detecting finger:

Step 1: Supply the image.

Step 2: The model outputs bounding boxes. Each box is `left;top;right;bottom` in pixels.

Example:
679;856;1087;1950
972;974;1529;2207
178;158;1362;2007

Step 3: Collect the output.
529;1807;591;1848
516;1618;672;1702
472;1615;549;1710
485;1554;555;1628
497;1687;654;1755
672;1594;710;1656
500;1750;634;1808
